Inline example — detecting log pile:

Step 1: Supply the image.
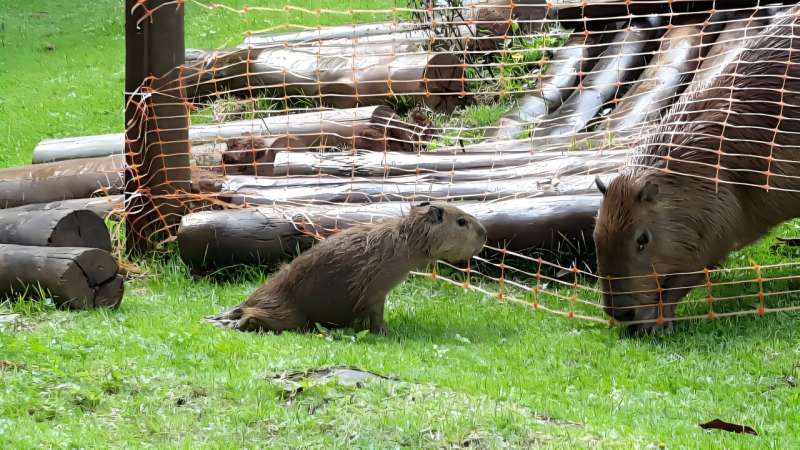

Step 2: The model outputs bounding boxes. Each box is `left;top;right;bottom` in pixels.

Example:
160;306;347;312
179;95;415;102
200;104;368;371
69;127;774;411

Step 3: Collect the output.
0;199;124;309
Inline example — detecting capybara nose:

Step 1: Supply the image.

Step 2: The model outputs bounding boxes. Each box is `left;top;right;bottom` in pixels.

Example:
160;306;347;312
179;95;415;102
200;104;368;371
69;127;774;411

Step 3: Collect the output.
476;222;487;241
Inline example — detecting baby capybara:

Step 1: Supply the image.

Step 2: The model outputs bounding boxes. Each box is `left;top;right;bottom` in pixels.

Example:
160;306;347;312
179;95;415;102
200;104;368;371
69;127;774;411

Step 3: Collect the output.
205;202;486;334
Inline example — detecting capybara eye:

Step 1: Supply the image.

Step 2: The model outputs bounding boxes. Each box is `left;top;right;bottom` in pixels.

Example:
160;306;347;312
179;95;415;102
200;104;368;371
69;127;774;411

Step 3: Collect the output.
457;218;468;227
636;232;650;252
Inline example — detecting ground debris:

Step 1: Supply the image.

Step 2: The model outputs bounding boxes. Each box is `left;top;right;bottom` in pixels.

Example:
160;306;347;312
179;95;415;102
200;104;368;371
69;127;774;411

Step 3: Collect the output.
270;366;394;399
699;418;757;435
0;360;26;371
0;313;35;332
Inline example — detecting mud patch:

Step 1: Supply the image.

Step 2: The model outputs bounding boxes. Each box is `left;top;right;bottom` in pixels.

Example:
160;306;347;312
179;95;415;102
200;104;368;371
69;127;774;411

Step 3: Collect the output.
0;313;35;332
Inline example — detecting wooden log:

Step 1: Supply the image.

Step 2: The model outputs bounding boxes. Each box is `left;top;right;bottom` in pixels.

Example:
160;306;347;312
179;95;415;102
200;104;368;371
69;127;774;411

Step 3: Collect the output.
550;0;777;30
221;149;623;205
0;245;123;309
230;147;624;184
8;196;124;220
425;0;550;50
177;194;604;269
679;7;780;98
440;127;640;153
33;107;387;164
484;30;610;140
224;173;613;205
239;22;430;48
0;155;124;209
270;147;626;177
603;24;703;132
0;207;112;251
223;171;617;205
531;16;665;138
177;207;317;268
210;108;437;176
182;46;465;112
125;0;191;253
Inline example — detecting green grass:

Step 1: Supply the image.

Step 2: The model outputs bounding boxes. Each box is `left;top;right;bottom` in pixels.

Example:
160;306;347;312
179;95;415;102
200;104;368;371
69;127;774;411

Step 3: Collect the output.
2;1;800;448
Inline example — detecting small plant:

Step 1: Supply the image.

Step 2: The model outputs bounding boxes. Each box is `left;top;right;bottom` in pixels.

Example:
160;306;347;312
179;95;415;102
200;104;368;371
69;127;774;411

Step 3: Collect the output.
427;102;509;150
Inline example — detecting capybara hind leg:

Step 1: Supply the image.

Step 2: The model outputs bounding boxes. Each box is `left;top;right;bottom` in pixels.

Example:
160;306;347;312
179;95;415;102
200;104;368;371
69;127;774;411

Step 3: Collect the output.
237;307;309;333
204;306;244;329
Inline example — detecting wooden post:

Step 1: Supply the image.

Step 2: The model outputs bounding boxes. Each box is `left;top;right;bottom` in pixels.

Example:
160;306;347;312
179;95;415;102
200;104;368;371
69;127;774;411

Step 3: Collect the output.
125;0;191;254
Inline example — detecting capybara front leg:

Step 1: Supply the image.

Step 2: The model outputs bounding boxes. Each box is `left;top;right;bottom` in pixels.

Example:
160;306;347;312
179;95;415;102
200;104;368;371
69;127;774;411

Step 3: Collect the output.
367;302;387;335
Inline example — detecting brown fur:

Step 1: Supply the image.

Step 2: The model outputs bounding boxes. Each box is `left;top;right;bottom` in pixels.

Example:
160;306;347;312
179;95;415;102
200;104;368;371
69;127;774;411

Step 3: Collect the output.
594;6;800;334
205;202;486;334
353;109;439;152
222;133;276;176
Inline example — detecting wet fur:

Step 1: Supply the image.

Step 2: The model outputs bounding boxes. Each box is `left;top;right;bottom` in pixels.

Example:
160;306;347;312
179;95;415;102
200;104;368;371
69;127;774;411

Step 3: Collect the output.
206;203;486;334
595;6;800;333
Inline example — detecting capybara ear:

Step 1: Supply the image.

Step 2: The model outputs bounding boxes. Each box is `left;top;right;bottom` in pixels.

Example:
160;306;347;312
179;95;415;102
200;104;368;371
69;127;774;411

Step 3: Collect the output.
595;176;608;196
638;180;660;203
419;203;444;223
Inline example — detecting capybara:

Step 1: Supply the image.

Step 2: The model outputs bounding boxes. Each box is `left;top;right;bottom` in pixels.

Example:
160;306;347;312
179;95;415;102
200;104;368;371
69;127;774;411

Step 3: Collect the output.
205;202;487;334
593;6;800;334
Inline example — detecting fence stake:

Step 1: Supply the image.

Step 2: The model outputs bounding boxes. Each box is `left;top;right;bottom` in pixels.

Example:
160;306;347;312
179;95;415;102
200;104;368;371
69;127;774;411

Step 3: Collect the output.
124;0;191;254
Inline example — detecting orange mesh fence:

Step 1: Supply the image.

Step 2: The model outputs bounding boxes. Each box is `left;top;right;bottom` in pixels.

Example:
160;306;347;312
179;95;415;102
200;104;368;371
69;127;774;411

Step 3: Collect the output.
50;0;798;329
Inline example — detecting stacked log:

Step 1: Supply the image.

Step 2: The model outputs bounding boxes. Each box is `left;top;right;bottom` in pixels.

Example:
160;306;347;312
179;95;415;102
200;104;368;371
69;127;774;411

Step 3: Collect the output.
0;245;123;309
239;22;431;49
3;196;123;220
218;148;623;204
484;29;611;140
0;196;123;309
0;155;124;208
602;24;703;132
182;46;465;112
529;16;665;138
0;207;112;251
550;0;774;30
177;194;604;269
33;106;403;164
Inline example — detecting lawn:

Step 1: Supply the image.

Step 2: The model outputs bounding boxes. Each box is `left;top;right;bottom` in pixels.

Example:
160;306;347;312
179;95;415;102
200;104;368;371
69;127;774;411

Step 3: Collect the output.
1;1;800;448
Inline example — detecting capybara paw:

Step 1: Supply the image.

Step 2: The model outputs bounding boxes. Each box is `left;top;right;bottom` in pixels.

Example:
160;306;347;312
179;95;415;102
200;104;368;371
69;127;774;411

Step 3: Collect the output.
370;323;388;336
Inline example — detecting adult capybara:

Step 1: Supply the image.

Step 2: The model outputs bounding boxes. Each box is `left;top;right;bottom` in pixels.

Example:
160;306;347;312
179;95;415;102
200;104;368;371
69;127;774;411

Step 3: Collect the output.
205;202;487;334
593;6;800;334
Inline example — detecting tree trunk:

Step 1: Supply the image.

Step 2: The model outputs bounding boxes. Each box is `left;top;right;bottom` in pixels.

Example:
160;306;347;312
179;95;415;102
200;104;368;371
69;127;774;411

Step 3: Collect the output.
0;245;123;309
238;22;431;48
678;7;780;99
33;106;389;164
0;155;124;209
177;194;604;269
182;46;465;112
603;24;703;132
531;16;665;138
7;196;124;220
0;207;112;251
271;147;623;177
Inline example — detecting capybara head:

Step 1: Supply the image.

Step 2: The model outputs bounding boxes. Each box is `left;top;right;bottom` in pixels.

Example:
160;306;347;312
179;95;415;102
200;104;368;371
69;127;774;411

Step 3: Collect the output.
223;133;269;172
404;202;487;265
593;172;736;334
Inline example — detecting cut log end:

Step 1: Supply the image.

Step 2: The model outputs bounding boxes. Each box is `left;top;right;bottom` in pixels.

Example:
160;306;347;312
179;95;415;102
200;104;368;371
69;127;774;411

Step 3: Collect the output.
0;245;123;311
51;210;113;251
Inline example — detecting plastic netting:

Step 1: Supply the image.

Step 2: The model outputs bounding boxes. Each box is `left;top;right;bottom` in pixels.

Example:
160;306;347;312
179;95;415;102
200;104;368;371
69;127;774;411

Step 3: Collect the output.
55;0;800;330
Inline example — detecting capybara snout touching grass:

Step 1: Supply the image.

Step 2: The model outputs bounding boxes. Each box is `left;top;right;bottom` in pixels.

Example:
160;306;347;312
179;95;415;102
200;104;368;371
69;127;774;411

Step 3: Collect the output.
594;6;800;335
